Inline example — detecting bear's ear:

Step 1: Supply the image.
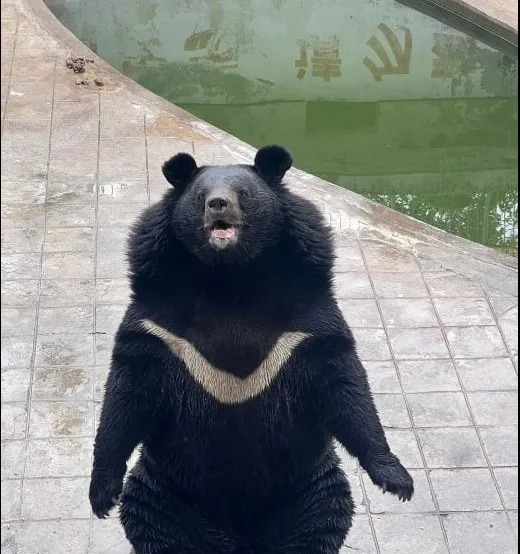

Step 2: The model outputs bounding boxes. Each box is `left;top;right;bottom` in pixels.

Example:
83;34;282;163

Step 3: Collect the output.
254;145;292;185
162;153;198;190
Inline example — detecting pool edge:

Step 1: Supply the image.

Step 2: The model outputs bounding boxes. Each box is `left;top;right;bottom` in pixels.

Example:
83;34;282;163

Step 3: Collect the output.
399;0;517;49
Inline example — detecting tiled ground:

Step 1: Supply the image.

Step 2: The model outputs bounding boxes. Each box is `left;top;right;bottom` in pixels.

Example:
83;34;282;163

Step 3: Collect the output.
1;0;518;552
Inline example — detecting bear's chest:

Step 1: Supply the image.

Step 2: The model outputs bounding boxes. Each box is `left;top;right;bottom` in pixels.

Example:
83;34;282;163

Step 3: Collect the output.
142;317;310;406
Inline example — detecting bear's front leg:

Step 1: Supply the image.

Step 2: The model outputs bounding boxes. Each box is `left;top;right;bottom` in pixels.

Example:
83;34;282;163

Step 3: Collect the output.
90;338;166;519
322;345;414;502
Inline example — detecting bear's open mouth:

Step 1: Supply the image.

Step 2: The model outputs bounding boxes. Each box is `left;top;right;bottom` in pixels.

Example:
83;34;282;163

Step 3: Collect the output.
209;220;237;240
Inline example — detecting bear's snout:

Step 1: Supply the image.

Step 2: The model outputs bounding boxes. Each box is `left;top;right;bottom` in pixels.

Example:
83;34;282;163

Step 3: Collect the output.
203;188;241;249
204;188;240;222
207;195;230;214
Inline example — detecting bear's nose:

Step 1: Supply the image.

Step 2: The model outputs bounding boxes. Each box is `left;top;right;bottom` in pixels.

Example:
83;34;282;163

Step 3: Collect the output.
207;196;229;213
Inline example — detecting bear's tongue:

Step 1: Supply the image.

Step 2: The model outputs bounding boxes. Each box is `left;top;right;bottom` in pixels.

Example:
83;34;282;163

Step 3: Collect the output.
211;227;236;239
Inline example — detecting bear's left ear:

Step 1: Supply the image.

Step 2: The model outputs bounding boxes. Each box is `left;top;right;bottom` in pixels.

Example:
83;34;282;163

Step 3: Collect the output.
162;153;198;191
254;145;292;185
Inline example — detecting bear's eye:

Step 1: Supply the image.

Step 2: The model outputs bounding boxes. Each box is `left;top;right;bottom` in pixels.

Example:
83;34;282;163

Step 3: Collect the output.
239;190;250;198
196;192;205;203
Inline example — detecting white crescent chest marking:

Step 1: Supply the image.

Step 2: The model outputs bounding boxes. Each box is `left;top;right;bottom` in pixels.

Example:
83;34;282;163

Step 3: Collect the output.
141;319;310;405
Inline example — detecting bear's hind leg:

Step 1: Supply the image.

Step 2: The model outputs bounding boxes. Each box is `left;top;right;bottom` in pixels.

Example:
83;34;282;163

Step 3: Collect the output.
253;460;354;554
120;470;239;554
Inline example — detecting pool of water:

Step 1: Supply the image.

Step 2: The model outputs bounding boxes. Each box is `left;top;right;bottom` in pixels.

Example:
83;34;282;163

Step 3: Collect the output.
47;0;518;254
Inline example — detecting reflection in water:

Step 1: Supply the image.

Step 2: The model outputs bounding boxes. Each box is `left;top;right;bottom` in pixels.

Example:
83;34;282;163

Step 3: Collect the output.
48;0;518;253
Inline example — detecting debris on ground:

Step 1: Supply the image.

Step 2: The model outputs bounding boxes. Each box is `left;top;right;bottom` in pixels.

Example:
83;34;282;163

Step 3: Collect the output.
93;78;105;87
76;78;90;85
66;55;94;74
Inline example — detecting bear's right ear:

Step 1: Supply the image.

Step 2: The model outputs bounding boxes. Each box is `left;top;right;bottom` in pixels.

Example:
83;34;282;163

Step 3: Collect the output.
162;153;198;191
254;145;292;185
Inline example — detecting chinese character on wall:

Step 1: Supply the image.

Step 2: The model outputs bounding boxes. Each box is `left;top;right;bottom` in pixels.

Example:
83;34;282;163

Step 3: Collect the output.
295;36;341;82
184;29;238;70
363;24;412;81
431;33;474;78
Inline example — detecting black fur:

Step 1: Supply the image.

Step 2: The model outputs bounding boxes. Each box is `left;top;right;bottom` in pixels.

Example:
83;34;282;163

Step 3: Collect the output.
253;145;292;186
162;152;199;191
90;145;413;554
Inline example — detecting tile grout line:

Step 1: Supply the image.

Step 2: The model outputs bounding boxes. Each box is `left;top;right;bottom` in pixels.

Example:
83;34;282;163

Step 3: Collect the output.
1;407;518;432
144;112;151;207
1;14;18;136
3;463;519;479
87;87;103;550
340;240;380;554
350;463;382;553
418;258;518;544
4;300;516;331
2;370;517;395
482;290;518;375
481;288;520;530
2;507;519;526
16;52;57;521
1;8;24;507
334;247;380;550
356;243;454;554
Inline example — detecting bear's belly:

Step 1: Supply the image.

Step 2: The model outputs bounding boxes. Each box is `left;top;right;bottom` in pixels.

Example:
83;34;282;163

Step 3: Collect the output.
145;418;329;502
144;374;327;500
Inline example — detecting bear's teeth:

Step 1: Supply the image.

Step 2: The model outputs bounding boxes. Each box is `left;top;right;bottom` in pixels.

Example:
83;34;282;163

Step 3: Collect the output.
212;228;236;239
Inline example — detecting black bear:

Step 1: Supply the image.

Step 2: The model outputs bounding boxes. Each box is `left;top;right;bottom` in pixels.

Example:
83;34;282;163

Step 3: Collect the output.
89;145;413;554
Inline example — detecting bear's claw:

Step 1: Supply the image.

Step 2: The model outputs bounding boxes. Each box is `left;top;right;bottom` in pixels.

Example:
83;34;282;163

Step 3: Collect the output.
364;451;414;502
89;473;123;519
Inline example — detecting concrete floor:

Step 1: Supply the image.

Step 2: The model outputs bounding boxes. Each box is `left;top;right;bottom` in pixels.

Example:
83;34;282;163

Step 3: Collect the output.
1;0;518;552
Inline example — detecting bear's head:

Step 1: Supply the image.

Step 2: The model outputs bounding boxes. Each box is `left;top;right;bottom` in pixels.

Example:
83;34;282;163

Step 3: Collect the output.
161;145;293;265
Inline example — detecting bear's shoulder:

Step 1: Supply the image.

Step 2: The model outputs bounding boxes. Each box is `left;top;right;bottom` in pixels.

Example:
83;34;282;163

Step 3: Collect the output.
278;188;335;275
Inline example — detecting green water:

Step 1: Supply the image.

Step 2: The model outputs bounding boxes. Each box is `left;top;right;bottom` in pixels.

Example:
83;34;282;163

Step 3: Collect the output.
47;0;518;254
